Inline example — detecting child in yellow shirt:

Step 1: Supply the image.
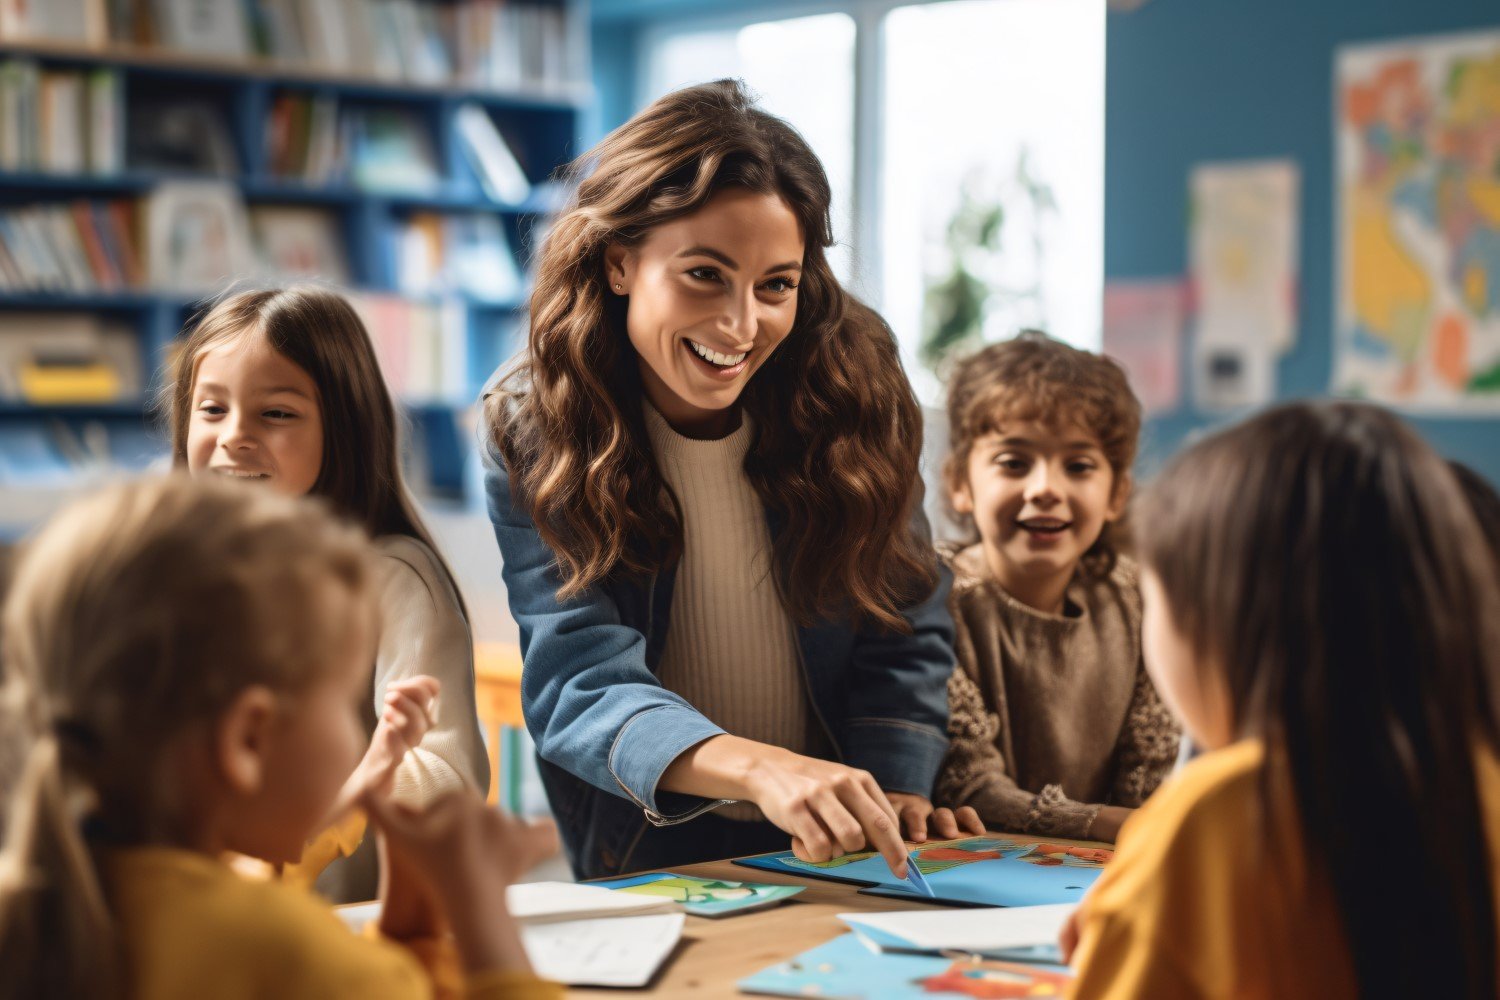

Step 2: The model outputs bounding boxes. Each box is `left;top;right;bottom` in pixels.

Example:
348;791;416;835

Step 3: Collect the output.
1065;402;1500;998
0;475;561;1000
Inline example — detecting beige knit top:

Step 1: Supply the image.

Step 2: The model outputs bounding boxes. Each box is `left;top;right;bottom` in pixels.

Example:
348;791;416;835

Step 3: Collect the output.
316;534;491;901
934;544;1180;840
645;403;828;822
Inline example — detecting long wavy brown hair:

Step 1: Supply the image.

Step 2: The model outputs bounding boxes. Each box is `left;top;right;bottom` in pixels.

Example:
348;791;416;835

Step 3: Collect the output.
487;80;936;632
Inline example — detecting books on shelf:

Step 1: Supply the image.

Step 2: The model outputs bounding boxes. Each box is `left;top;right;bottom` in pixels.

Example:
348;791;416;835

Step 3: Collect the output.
143;180;253;293
249;204;350;284
0;312;143;405
348;291;467;404
346;106;439;194
2;0;586;97
454;102;531;205
0;60;122;174
0;199;142;292
0;0;108;45
149;0;250;56
395;210;521;304
127;93;238;176
265;91;343;184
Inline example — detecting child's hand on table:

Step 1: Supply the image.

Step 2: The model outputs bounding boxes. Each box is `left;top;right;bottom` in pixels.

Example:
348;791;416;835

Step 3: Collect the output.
884;792;986;843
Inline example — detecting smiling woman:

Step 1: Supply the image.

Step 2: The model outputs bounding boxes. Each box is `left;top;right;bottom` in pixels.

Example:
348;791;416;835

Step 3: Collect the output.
484;80;981;880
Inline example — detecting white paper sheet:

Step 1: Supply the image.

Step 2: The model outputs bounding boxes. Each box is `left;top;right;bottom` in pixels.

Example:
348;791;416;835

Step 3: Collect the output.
505;880;678;923
838;903;1074;953
521;912;685;988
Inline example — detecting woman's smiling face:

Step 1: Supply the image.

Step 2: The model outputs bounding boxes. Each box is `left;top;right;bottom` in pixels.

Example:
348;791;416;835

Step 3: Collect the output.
605;188;805;438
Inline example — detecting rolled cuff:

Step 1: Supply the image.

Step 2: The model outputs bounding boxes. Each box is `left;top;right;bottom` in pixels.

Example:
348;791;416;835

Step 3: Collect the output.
607;704;730;821
840;717;949;798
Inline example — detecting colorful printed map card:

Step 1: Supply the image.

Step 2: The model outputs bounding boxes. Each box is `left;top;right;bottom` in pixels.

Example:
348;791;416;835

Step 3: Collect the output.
738;932;1073;998
735;836;1111;908
593;872;805;918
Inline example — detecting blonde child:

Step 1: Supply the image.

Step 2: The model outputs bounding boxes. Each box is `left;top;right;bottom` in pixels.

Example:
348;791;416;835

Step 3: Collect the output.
162;286;489;900
0;475;559;999
1065;402;1500;998
932;333;1180;843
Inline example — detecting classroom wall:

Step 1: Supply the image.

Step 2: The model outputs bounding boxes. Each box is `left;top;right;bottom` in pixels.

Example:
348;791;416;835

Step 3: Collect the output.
1107;0;1500;483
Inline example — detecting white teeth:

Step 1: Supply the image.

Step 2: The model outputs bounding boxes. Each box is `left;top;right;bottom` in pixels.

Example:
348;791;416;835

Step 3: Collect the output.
217;469;268;479
689;340;747;367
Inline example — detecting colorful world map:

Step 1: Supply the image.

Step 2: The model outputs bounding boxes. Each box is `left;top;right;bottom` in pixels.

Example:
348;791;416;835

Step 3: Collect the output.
1336;33;1500;410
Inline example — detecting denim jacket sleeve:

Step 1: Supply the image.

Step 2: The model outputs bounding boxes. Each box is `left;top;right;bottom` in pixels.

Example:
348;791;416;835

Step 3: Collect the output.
840;499;956;800
483;440;728;822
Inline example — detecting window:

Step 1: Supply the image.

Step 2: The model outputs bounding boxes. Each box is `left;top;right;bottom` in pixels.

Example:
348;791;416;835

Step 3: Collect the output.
641;12;857;281
639;0;1104;405
881;0;1104;403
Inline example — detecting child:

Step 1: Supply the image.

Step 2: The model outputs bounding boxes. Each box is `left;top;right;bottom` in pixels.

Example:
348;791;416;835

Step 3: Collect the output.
0;475;559;999
1066;402;1500;998
933;332;1180;843
162;286;489;900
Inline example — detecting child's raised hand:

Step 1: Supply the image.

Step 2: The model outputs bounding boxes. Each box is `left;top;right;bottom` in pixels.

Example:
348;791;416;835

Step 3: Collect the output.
364;789;559;976
360;675;441;801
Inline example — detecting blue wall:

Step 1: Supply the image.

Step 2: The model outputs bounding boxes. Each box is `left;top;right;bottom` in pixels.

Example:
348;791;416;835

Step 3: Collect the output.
1108;0;1500;482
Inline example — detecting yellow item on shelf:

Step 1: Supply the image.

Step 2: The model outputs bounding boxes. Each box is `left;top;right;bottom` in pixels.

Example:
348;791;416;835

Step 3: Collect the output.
18;361;122;404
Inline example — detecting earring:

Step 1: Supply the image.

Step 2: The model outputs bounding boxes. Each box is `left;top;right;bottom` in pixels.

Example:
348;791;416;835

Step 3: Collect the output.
614;283;623;292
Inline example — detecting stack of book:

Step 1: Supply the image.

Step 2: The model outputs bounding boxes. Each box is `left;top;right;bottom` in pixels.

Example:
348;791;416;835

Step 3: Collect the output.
394;211;521;304
0;60;122;174
348;291;468;404
0;0;587;95
0;200;143;292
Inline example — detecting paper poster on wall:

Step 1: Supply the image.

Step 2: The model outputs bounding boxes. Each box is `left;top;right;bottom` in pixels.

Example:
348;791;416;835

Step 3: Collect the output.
1192;337;1275;412
1102;279;1185;413
1334;31;1500;412
1189;159;1300;356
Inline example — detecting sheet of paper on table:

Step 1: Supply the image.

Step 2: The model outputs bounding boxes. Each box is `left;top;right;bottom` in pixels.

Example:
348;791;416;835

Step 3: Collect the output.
521;912;686;988
838;902;1074;959
505;880;678;923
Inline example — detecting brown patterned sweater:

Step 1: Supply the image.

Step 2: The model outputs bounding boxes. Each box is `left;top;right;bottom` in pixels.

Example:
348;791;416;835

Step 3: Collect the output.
934;545;1180;841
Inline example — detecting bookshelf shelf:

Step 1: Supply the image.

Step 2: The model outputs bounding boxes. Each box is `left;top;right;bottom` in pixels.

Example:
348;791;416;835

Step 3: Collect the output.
0;41;592;110
0;1;587;503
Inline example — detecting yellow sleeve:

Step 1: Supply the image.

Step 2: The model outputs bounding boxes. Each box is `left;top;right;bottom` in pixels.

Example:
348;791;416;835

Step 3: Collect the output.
1069;905;1201;999
465;970;567;1000
282;809;370;892
361;916;563;1000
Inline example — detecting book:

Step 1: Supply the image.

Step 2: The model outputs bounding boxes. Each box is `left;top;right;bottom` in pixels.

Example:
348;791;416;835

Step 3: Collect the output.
143;181;254;293
454;102;532;205
127;95;238;176
594;872;805;918
0;313;143;405
738;932;1073;999
249;205;350;284
150;0;250;56
346;107;438;194
736;836;1112;909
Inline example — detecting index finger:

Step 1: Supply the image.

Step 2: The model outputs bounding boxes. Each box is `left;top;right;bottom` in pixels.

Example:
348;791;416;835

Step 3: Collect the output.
838;781;909;878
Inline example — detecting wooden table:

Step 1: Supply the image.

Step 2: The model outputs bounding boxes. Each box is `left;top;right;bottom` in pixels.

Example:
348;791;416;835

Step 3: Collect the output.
568;833;1104;997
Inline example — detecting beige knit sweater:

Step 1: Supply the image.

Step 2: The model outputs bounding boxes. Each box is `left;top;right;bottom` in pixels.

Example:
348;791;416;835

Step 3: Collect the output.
316;534;490;901
934;544;1180;840
645;404;827;822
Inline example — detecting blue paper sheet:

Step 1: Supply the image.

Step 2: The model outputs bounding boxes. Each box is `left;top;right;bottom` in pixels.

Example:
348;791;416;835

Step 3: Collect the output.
734;836;1109;908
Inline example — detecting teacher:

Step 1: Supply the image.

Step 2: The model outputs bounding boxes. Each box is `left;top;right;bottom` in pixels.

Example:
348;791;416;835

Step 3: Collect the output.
483;80;979;880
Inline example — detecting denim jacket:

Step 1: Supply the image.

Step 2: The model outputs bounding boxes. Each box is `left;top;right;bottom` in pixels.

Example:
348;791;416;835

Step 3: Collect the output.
483;437;955;875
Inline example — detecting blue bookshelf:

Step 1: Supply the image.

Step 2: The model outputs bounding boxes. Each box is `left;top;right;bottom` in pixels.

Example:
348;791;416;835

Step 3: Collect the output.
0;3;588;506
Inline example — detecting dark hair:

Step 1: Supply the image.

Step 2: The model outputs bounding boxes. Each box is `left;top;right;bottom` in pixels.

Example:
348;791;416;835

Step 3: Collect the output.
943;330;1140;576
1137;402;1500;998
160;286;463;608
1449;461;1500;579
487;80;936;631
